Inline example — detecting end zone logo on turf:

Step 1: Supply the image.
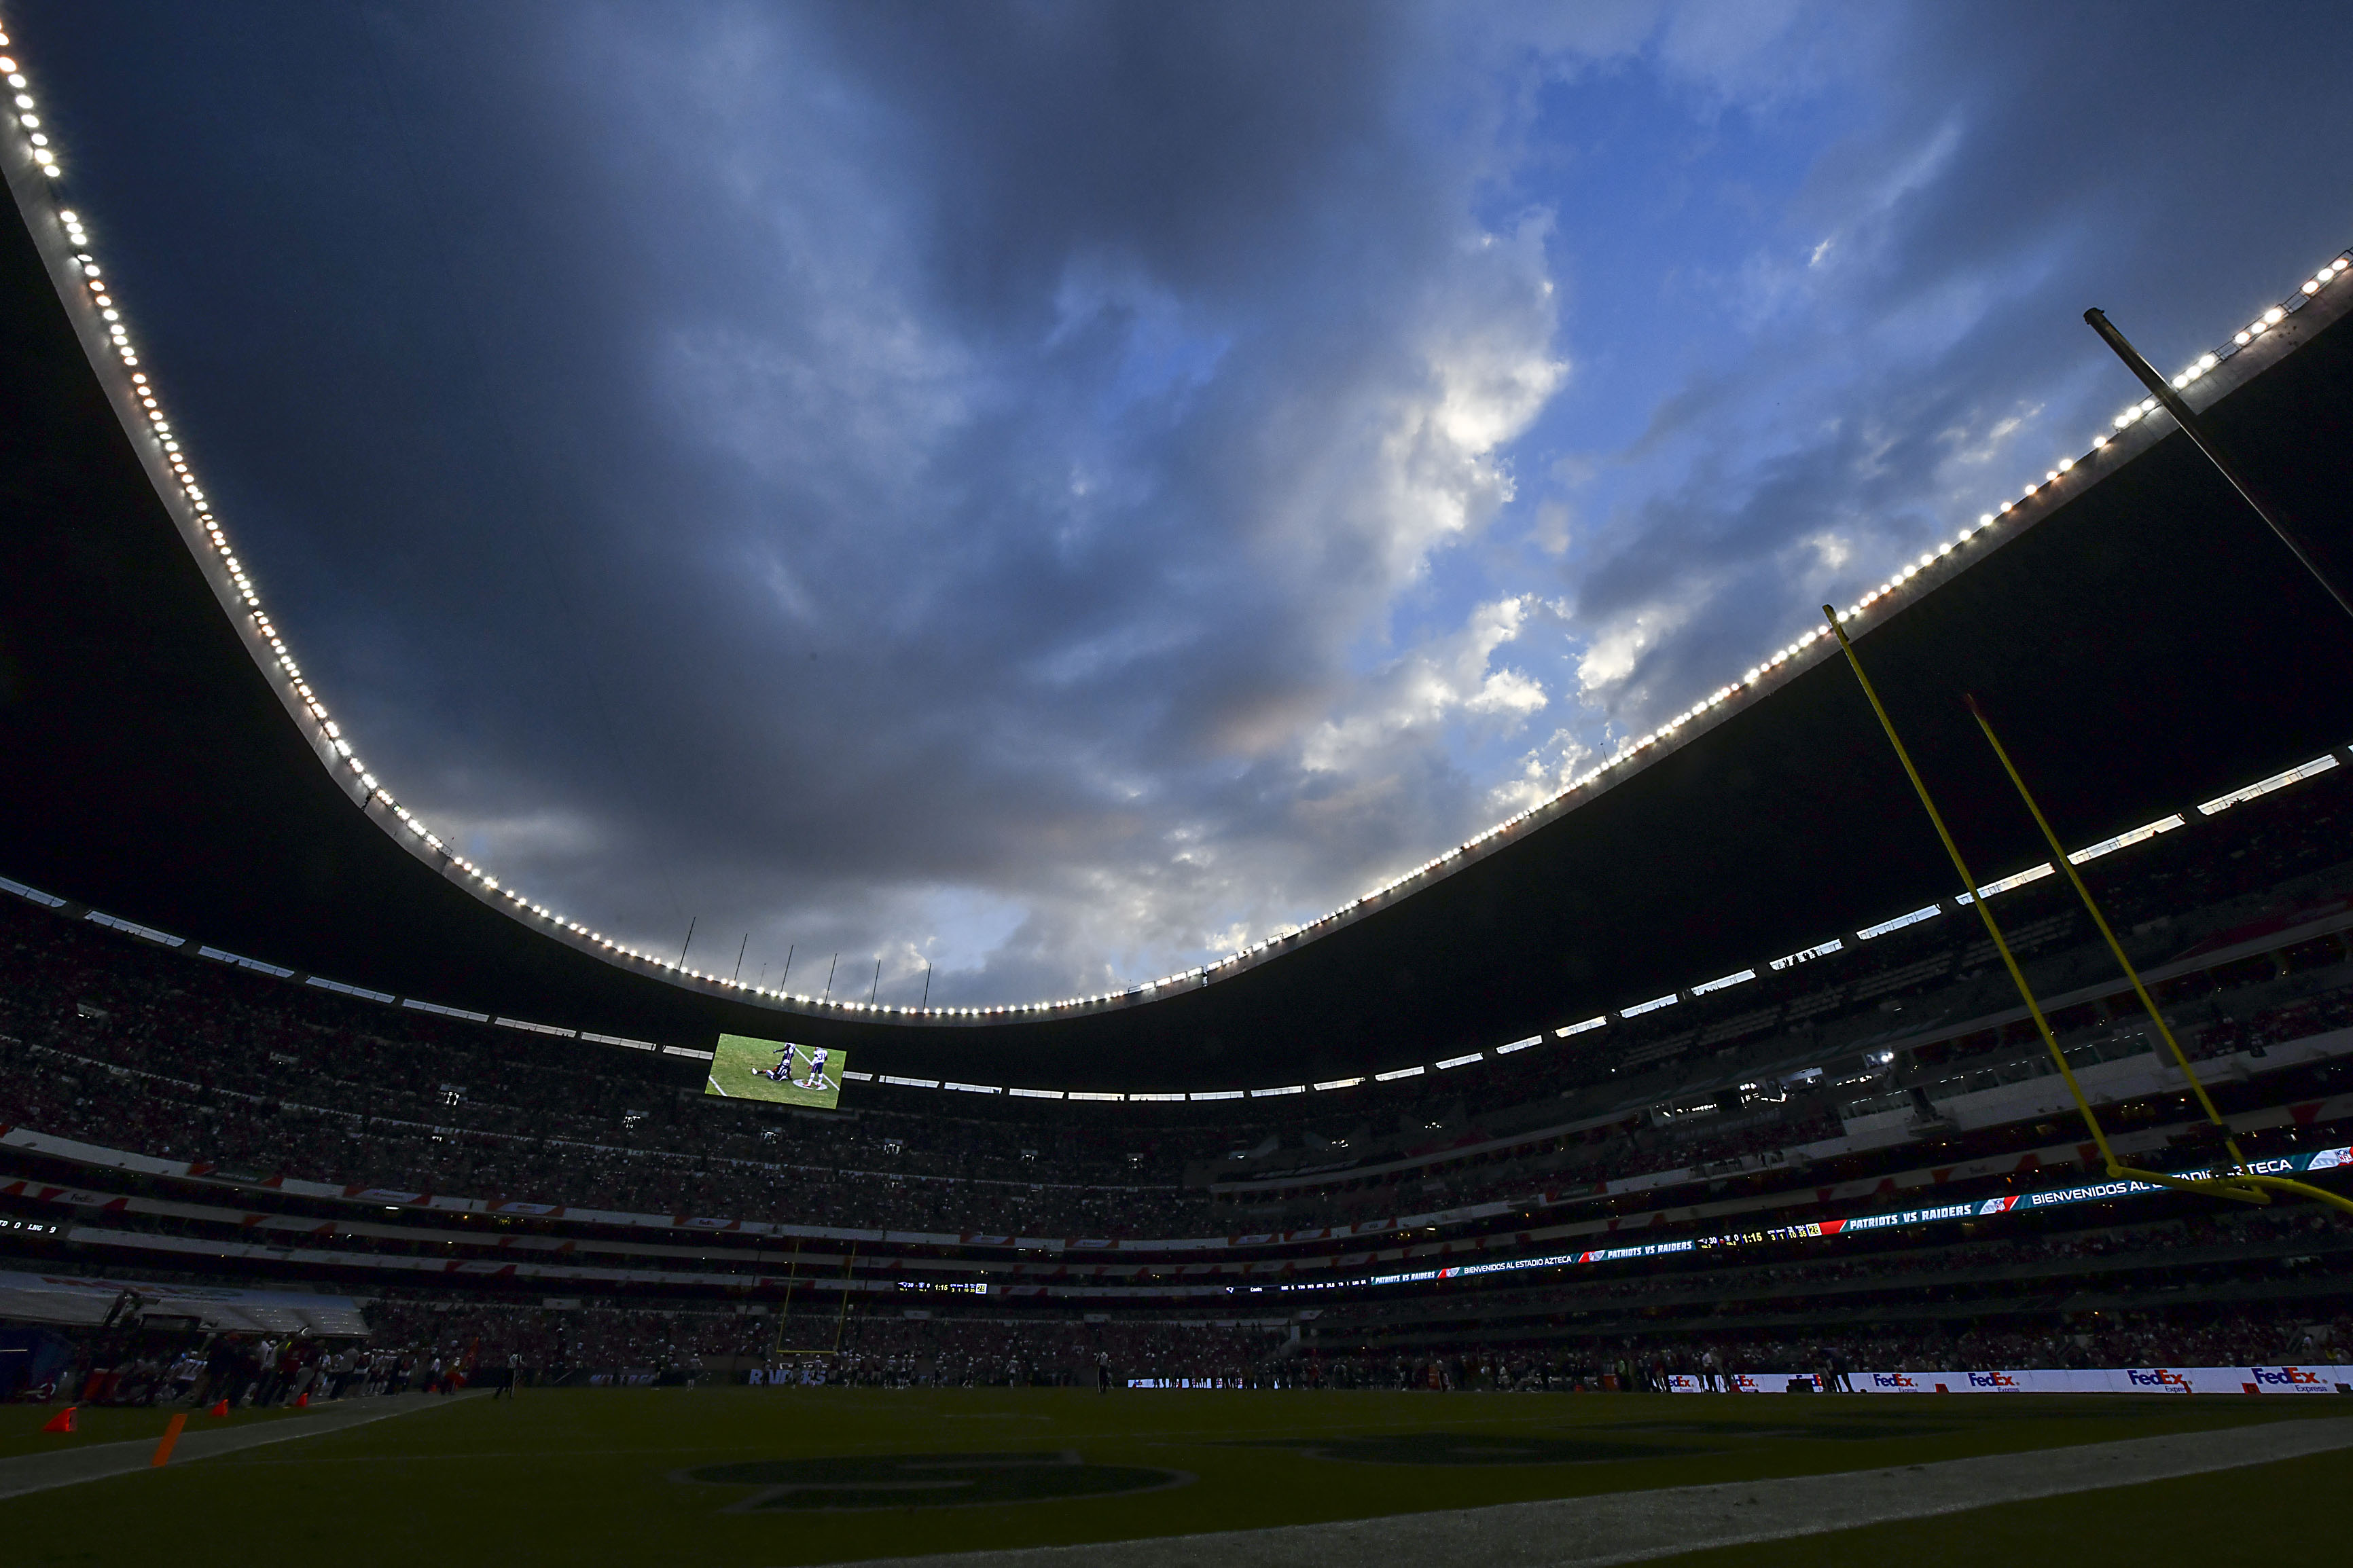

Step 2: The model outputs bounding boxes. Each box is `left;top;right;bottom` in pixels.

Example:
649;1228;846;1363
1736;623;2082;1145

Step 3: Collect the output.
682;1452;1189;1512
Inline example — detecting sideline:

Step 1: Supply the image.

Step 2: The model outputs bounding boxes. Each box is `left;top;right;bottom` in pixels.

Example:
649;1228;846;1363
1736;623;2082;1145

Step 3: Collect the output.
0;1391;485;1501
831;1414;2353;1568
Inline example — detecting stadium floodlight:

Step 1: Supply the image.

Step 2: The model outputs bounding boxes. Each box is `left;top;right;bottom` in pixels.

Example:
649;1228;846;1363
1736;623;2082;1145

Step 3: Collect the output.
2196;754;2338;817
1856;904;1941;940
1954;862;2055;905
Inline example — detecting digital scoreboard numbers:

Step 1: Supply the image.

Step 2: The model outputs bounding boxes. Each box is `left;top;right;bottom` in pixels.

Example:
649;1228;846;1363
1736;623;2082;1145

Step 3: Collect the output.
705;1034;847;1109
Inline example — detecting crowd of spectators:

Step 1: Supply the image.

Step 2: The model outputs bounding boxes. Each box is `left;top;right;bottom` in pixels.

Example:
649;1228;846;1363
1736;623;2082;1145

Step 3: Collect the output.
7;649;2353;1421
3;993;2346;1254
1323;1201;2353;1343
1901;974;2353;1101
1301;1311;2353;1391
355;1298;1284;1387
1231;1104;1856;1233
31;1286;2348;1406
2;766;2350;1252
2198;989;2353;1057
364;1298;761;1372
55;1331;471;1408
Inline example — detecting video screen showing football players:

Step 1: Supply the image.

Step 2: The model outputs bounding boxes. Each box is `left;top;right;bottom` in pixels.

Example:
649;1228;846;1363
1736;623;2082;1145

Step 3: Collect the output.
705;1034;846;1108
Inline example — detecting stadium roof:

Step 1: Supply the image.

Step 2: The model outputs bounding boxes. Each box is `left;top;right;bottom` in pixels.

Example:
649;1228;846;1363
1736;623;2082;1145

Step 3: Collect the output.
6;135;2353;1093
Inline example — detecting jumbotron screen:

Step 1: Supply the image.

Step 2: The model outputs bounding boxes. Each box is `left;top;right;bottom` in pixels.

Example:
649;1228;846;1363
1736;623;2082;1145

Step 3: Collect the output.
706;1034;846;1109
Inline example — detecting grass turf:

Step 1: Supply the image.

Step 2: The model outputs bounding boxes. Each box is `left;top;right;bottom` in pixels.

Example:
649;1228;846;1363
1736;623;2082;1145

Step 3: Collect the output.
1666;1444;2347;1566
0;1388;2341;1567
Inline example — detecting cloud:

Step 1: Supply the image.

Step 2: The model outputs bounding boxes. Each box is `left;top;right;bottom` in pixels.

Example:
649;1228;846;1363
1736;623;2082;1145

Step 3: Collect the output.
1301;596;1549;776
36;0;2353;1007
1521;0;2353;749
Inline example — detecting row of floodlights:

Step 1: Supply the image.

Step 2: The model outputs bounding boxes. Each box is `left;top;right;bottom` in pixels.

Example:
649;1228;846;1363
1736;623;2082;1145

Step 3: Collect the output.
0;35;59;182
14;737;2333;1110
1517;750;2338;1061
1280;249;2352;943
11;24;2349;1023
916;746;2335;1099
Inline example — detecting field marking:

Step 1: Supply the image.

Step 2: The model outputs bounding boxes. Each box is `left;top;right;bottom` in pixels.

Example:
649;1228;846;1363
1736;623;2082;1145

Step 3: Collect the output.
223;1444;753;1465
709;1076;729;1096
0;1392;484;1501
831;1415;2353;1568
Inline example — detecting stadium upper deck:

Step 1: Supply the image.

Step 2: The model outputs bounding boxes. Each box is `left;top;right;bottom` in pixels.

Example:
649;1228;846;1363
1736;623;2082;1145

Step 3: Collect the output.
4;756;2350;1389
4;748;2350;1272
5;45;2353;1092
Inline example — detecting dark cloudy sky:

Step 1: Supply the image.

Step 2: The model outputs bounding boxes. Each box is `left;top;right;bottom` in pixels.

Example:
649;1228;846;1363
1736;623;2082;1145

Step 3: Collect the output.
20;2;2353;1006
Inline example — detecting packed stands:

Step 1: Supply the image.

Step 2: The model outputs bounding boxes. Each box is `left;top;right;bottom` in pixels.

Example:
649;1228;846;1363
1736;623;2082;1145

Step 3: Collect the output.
3;753;2352;1396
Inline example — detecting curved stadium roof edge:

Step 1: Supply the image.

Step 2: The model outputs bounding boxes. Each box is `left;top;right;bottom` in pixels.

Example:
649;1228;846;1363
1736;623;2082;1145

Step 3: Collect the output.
5;31;2353;1091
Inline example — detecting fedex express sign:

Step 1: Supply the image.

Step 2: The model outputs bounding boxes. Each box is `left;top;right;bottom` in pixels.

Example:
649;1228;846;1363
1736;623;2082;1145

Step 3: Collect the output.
2125;1368;2191;1390
2250;1366;2327;1387
1668;1365;2353;1396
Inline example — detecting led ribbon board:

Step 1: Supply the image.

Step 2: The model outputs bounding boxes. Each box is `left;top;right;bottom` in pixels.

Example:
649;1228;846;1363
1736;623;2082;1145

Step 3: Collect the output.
1289;1145;2352;1292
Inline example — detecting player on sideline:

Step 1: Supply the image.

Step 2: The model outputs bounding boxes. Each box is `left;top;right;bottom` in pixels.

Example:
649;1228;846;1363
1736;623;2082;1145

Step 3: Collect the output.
1096;1350;1111;1393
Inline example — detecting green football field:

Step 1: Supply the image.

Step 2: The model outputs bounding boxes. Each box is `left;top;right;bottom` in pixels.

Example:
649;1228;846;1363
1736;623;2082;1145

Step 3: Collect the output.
0;1388;2345;1567
707;1033;846;1108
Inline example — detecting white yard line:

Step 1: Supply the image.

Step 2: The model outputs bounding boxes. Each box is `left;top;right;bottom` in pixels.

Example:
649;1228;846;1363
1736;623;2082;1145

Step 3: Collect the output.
836;1415;2353;1568
0;1391;484;1501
